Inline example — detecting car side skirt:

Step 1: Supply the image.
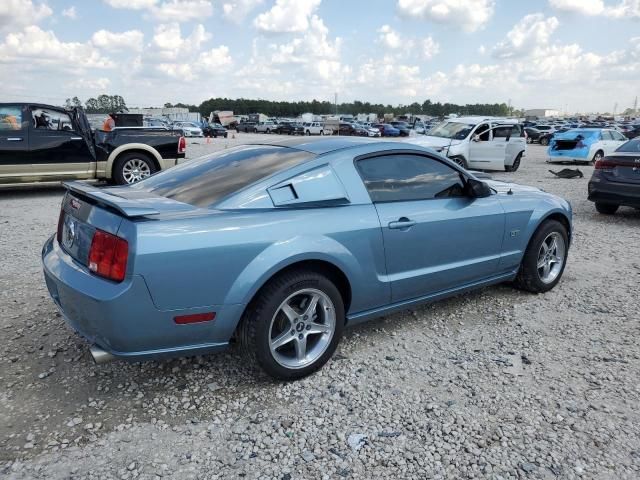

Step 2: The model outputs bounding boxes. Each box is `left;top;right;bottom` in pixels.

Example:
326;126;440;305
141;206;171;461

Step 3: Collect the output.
346;270;517;326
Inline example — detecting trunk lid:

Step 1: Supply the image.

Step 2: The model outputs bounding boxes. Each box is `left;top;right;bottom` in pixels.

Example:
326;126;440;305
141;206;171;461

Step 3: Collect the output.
598;152;640;184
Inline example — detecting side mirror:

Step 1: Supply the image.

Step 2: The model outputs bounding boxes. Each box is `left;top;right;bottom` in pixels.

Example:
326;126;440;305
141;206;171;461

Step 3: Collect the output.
467;178;491;198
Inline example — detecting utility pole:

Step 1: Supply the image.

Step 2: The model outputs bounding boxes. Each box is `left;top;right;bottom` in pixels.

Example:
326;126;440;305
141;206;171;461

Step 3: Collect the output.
634;96;638;117
334;92;338;116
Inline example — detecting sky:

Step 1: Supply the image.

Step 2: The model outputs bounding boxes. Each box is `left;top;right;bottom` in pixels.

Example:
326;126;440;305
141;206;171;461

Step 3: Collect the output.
0;0;639;113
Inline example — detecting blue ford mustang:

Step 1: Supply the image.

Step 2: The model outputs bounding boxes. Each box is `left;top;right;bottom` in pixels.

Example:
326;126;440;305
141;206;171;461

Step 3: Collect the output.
43;138;572;379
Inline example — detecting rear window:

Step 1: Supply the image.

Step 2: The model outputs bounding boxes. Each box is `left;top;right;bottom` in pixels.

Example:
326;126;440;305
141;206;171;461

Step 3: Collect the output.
616;139;640;152
132;145;314;207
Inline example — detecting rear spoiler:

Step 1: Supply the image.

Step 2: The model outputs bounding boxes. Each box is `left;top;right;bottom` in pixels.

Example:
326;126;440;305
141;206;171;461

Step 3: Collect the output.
63;181;160;217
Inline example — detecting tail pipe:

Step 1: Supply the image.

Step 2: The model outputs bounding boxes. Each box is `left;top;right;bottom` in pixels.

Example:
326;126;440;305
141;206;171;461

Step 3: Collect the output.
90;344;115;364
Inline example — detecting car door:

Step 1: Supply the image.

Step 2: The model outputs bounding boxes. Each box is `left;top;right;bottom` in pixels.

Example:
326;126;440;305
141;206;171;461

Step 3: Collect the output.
355;152;505;303
467;122;502;169
29;106;94;180
0;104;31;183
494;125;524;167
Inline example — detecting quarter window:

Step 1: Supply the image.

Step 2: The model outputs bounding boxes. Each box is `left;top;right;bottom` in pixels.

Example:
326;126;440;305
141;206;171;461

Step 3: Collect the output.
0;106;23;131
356;154;466;203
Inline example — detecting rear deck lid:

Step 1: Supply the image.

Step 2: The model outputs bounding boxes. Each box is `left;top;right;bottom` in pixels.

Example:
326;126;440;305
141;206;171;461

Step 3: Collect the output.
598;149;640;184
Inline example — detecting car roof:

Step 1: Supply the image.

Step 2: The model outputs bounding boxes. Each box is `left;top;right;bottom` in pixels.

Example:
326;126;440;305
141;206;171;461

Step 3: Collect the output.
244;136;391;155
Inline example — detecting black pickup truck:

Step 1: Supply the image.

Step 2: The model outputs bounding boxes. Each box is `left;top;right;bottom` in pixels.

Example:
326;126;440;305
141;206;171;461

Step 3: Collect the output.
0;103;186;185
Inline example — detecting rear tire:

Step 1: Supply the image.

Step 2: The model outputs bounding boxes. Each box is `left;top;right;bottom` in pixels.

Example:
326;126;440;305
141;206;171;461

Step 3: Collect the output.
237;270;345;380
540;137;550;146
513;219;569;293
526;137;533;144
505;152;522;172
592;150;604;164
112;152;157;185
595;202;618;215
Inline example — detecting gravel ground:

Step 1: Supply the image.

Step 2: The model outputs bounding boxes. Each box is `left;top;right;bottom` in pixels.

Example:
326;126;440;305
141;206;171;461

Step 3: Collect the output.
1;134;639;479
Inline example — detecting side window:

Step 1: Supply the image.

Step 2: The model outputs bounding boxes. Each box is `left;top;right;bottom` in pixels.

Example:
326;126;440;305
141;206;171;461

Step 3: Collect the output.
602;130;614;140
356;154;466;203
0;106;23;131
475;123;490;141
32;108;74;131
612;131;625;141
493;126;512;139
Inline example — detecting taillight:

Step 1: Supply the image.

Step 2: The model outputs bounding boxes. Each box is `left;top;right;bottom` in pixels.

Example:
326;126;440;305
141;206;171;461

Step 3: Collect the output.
178;136;186;153
88;229;128;282
594;159;617;170
56;209;65;243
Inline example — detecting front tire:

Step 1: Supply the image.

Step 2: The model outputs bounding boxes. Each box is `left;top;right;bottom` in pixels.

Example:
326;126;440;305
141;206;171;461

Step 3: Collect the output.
514;219;568;293
450;156;468;169
540;137;550;146
595;202;619;215
237;270;345;380
112;152;157;185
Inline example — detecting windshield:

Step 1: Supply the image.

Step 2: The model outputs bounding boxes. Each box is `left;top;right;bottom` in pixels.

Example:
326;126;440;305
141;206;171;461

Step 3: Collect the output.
132;145;315;207
428;121;474;140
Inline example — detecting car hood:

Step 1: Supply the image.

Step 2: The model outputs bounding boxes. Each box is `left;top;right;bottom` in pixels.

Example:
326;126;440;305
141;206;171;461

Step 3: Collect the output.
404;136;463;148
484;179;543;194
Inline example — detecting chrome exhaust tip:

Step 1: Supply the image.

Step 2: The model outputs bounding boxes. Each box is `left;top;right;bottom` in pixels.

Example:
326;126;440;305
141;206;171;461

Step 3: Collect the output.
89;344;115;364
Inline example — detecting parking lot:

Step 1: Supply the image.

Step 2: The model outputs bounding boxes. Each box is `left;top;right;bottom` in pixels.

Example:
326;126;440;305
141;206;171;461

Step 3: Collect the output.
1;136;640;479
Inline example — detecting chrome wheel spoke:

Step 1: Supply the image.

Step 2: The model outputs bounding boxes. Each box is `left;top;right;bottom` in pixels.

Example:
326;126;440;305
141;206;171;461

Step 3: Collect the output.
307;322;331;335
281;303;298;323
294;336;307;361
271;331;295;350
302;293;320;319
537;232;566;284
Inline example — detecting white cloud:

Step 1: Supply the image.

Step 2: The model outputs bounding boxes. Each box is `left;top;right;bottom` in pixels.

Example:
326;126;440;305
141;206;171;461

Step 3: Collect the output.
92;29;144;51
223;0;264;21
397;0;495;32
493;13;559;59
0;25;113;69
151;0;213;21
549;0;640;19
198;46;232;72
103;0;157;9
421;35;440;59
151;23;211;60
70;77;111;91
62;6;78;19
355;55;425;98
378;25;404;49
0;0;52;32
254;0;321;33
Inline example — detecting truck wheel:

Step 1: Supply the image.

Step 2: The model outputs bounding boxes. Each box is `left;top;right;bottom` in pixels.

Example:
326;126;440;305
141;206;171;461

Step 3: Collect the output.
505;152;522;172
237;269;345;380
595;202;618;215
113;152;157;185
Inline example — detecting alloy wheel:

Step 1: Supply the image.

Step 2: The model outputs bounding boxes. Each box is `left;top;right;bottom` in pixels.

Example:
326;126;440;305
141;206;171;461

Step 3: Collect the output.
122;158;151;184
537;232;566;284
268;288;336;369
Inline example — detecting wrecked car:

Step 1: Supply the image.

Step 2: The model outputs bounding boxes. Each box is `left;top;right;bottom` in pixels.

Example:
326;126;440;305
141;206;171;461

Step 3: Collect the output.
547;128;627;164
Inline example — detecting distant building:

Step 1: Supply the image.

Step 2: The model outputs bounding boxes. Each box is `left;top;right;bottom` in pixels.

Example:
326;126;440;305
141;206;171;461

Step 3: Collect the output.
524;108;560;119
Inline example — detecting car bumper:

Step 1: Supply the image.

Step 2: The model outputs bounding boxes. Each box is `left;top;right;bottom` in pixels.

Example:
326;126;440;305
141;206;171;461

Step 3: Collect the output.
42;236;242;362
588;177;640;207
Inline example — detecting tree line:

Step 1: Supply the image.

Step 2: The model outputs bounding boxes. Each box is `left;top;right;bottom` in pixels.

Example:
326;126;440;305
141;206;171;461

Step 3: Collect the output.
65;94;511;117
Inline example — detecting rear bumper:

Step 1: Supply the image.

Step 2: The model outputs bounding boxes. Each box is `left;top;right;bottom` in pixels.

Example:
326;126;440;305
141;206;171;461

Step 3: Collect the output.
42;236;243;362
588;177;640;207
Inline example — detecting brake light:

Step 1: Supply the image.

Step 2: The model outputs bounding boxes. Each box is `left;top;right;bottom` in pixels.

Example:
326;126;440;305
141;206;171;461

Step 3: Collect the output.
88;229;128;282
178;136;186;154
594;159;617;170
56;209;65;243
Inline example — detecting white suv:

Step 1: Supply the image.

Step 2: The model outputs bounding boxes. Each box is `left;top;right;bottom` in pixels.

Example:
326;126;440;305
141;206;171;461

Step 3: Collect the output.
302;122;332;136
406;117;527;172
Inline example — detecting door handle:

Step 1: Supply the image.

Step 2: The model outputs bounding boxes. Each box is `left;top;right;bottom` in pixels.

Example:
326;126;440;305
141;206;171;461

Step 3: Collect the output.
7;137;23;141
388;217;416;230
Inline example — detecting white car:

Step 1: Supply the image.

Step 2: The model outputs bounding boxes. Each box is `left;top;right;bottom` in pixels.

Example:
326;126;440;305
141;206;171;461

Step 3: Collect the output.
302;122;332;136
254;121;277;133
172;121;203;137
547;128;628;163
405;116;527;172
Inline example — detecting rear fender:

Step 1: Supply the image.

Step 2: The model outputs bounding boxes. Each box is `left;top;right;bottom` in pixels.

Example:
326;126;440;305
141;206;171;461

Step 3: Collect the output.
223;235;363;310
105;144;163;178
